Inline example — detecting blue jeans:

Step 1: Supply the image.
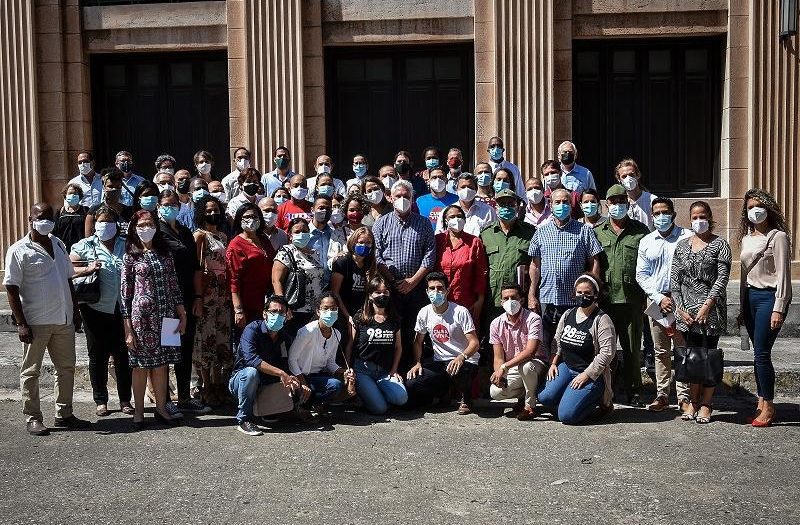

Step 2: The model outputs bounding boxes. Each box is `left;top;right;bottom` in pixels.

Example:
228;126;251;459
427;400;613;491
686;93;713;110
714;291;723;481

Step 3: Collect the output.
307;373;344;405
228;367;260;424
354;359;408;415
538;362;604;425
745;288;783;400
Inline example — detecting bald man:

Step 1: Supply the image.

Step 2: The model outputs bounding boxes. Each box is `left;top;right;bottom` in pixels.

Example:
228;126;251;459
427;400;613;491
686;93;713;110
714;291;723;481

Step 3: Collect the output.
258;196;289;250
4;203;90;435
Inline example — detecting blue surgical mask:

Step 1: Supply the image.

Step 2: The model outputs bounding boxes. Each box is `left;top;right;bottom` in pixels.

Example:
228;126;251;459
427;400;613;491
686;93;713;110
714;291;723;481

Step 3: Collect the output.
266;312;286;332
497;206;517;222
425;158;439;170
581;201;599;217
552;202;571;221
489;146;504;161
608;203;628;220
319;309;338;327
653;213;674;232
477;172;492;186
274;196;288;205
65;194;81;207
353;164;367;178
139;195;158;211
317;185;334;198
353;243;372;257
427;290;446;307
192;189;210;203
292;231;311;248
159;205;179;223
493;180;510;193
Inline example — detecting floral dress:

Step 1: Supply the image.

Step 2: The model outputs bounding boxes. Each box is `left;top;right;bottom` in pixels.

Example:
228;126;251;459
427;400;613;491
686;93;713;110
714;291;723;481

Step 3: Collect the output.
275;244;327;313
193;229;232;369
121;250;183;368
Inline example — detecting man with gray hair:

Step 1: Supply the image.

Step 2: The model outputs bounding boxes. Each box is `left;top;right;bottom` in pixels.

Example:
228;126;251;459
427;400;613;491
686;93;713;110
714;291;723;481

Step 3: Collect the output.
114;150;144;207
372;179;436;370
557;141;596;193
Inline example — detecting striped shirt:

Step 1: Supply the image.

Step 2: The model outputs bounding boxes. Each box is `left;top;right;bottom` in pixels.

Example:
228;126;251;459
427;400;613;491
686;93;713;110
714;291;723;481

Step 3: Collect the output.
373;211;436;281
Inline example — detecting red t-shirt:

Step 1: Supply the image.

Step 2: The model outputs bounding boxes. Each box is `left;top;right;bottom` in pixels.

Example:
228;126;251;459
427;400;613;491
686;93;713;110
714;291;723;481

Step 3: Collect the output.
225;234;275;322
276;199;313;231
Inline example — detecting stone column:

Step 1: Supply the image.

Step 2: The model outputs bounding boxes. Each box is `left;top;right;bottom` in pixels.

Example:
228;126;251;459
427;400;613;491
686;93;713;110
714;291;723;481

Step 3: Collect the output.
0;0;40;262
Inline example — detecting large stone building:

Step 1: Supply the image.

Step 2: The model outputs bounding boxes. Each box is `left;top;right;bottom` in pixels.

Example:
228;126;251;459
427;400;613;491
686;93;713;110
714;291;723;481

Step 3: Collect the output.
1;0;798;272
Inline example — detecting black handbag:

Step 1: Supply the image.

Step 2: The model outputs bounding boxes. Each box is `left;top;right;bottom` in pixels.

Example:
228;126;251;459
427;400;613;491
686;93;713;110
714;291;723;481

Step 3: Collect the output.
281;247;306;310
73;241;101;305
673;332;724;386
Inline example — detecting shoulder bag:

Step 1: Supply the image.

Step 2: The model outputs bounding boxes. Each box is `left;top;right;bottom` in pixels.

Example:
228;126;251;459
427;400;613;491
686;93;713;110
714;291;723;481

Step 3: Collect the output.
281;246;306;310
73;240;101;304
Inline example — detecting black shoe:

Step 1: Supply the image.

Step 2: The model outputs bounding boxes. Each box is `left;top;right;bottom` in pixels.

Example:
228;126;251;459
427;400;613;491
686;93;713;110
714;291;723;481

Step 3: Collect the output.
26;420;50;436
236;421;263;436
154;410;180;426
628;394;644;408
131;418;146;431
53;415;91;429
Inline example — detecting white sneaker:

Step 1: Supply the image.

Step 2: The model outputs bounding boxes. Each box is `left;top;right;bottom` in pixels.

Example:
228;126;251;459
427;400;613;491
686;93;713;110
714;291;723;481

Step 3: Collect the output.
236;421;263;436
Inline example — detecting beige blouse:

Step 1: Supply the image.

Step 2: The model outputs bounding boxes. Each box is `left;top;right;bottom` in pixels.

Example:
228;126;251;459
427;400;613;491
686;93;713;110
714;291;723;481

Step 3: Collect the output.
740;229;792;313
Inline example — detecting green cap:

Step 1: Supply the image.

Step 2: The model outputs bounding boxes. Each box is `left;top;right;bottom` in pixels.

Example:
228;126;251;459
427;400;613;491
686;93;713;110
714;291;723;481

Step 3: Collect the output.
606;184;627;199
494;188;520;202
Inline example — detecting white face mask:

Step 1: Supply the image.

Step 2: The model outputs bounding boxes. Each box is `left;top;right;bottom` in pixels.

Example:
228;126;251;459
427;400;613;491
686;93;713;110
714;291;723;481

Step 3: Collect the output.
210;191;228;204
136;226;156;243
157;184;175;193
95;221;117;241
161;168;175;176
366;190;384;205
330;208;344;225
316;164;332;175
502;298;521;316
236;158;250;171
78;162;93;176
691;218;710;234
457;187;477;202
381;177;396;191
393;196;411;214
262;211;277;227
241;217;260;232
748;206;767;225
197;162;212;175
447;217;465;232
32;219;55;235
545;173;560;189
527;188;544;204
290;186;309;200
429;178;446;193
621;176;638;191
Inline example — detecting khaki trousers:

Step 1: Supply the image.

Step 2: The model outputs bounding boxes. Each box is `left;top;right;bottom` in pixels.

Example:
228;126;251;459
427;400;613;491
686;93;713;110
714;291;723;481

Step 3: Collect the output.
648;308;689;401
490;359;546;408
20;323;76;422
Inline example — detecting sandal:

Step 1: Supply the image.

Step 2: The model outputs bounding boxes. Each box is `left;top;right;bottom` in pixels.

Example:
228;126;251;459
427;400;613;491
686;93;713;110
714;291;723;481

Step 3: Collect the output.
681;401;699;421
95;404;110;417
696;403;713;424
120;402;135;415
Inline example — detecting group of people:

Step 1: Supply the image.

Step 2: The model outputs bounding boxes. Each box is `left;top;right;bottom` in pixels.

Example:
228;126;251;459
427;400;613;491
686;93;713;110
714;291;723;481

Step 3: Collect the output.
4;138;791;437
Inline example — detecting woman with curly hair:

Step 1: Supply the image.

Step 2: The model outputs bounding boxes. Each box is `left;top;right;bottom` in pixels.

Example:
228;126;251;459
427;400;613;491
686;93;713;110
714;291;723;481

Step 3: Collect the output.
738;189;792;427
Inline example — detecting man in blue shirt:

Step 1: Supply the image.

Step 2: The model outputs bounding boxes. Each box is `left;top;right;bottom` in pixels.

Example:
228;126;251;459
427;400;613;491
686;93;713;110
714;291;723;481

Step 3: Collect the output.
228;295;306;436
114;150;144;207
557;141;596;193
415;166;457;227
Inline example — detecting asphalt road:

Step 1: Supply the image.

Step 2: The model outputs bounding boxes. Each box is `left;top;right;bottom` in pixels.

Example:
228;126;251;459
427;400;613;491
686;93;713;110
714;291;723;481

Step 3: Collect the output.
1;394;798;525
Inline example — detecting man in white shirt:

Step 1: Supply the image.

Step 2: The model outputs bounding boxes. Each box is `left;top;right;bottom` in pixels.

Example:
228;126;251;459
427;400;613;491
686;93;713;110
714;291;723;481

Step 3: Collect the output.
434;173;497;236
635;197;693;413
4;203;90;435
306;154;347;199
406;272;480;414
221;146;252;201
486;136;527;201
68;151;103;208
558;141;596;194
261;146;296;198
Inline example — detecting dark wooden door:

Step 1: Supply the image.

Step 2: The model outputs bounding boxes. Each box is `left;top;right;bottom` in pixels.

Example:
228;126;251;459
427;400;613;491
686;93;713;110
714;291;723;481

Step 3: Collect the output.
573;38;722;196
325;45;475;176
91;52;230;177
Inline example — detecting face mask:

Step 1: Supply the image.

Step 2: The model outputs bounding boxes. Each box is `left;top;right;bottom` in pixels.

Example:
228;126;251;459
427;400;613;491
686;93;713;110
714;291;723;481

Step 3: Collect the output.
458;187;477;202
394;162;410;175
262;211;277;227
577;294;595;308
477;172;492;187
691;218;710;234
157;184;175;193
621;176;638;191
330;209;344;225
242;183;259;197
290;186;309;200
32;219;55;235
274;195;288;205
429;178;446;193
489;146;504;161
192;189;210;203
581;201;599;217
502;299;521;316
236;158;250;171
176;179;190;194
78;162;92;176
159;205;179;223
139;195;158;211
241;217;260;232
95;221;117;241
748;206;767;225
266;312;286;332
447;217;466;232
313;209;331;223
119;161;131;173
137;226;156;243
653;213;673;232
205;213;223;226
292;231;311;247
210;191;228;204
319;309;338;328
545;173;561;189
371;294;390;308
316;164;332;175
447;157;462;169
275;157;291;170
527;189;544;204
104;188;120;202
381;177;396;190
196;162;212;175
608;203;628;220
425;158;439;170
317;185;334;198
427;290;446;307
65;194;81;207
346;210;363;224
393;196;411;214
552;203;571;221
160;168;175;176
367;190;384;205
560;151;575;165
353;243;372;257
497;206;517;222
353;164;367;178
493;180;510;193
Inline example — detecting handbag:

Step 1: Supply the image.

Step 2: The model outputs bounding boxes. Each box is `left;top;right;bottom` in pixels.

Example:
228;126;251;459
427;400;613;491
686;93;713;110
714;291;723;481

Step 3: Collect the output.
673;331;724;386
281;247;306;310
73;241;101;304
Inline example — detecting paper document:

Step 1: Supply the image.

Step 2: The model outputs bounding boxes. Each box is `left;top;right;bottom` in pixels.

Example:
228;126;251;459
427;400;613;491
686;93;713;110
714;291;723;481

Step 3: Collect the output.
161;317;181;347
644;301;675;328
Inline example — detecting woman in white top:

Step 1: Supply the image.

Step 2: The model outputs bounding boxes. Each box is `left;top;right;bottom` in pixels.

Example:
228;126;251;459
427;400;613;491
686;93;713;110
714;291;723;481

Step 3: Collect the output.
738;189;792;427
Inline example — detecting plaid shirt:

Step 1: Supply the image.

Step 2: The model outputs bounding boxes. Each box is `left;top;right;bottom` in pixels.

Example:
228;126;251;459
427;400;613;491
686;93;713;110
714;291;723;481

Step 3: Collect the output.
373;211;436;280
528;218;603;306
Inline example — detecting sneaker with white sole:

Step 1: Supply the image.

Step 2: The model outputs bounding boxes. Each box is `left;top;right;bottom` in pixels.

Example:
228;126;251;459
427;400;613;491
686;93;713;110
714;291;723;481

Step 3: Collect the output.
177;398;212;414
165;401;184;419
236;421;263;436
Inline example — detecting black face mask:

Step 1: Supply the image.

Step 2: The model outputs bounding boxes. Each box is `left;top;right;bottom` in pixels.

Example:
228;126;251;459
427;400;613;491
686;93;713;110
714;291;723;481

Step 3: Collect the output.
577;294;595;308
560;151;575;165
394;162;410;175
205;213;223;226
119;161;131;173
242;183;259;196
371;294;390;308
176;179;190;194
104;188;120;202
